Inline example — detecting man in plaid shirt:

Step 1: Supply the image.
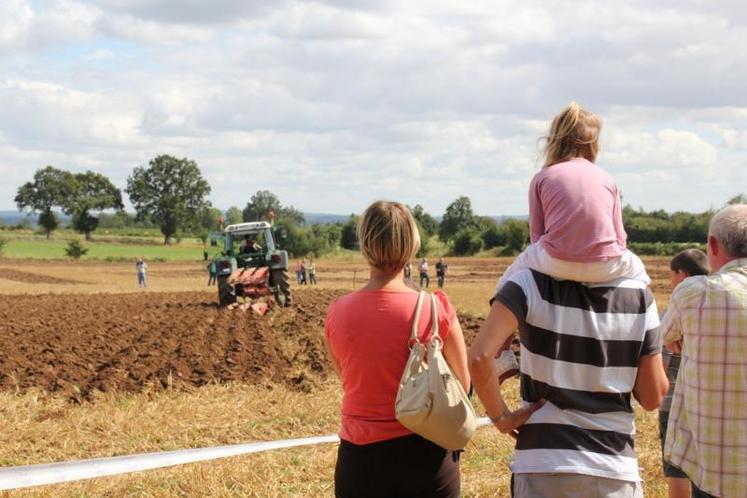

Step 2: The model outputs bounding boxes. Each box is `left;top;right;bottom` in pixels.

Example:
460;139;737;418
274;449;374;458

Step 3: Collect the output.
661;204;747;498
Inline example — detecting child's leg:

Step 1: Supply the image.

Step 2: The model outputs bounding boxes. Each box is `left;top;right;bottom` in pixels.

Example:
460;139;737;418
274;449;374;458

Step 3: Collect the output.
534;247;651;285
494;243;543;295
491;245;545;384
494;334;519;384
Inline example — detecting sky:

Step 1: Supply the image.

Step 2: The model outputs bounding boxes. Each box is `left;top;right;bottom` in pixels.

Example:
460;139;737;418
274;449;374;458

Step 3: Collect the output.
0;0;745;216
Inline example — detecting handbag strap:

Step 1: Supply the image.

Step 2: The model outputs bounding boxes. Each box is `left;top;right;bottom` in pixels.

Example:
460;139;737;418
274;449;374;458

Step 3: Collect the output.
409;291;426;345
429;293;440;342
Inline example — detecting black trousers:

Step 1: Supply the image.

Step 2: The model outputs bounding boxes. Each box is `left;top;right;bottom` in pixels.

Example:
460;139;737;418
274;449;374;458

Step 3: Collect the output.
335;434;460;498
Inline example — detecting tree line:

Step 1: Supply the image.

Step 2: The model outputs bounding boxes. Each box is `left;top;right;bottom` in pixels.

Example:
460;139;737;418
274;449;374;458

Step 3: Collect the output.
12;155;744;257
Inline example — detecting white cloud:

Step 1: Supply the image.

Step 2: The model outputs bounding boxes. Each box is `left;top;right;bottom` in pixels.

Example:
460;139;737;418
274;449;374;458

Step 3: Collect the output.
0;0;746;215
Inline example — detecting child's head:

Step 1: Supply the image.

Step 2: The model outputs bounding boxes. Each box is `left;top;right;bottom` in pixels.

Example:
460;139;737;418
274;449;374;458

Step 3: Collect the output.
358;201;420;274
670;248;709;289
543;102;602;168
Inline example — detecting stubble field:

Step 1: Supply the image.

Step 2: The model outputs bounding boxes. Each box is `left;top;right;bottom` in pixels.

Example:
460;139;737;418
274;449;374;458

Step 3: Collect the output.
0;256;673;497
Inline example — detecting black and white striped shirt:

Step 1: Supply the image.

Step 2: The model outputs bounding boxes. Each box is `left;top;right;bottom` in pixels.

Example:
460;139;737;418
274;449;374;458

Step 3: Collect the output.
495;269;661;482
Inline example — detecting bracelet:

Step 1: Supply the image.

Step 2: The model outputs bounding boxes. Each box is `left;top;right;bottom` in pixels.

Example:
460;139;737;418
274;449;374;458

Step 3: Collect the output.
488;406;510;424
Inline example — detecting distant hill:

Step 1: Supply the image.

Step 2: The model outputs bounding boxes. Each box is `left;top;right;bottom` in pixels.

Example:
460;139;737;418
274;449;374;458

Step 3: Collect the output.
303;213;351;225
301;213;527;225
0;210;72;227
0;210;527;228
0;210;37;226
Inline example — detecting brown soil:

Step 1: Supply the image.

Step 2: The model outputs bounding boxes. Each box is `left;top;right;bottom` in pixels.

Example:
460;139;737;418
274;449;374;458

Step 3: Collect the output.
0;288;488;402
0;269;88;285
0;289;340;400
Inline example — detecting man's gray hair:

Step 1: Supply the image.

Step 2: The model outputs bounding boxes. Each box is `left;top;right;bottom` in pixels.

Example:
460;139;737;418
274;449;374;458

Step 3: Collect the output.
709;204;747;258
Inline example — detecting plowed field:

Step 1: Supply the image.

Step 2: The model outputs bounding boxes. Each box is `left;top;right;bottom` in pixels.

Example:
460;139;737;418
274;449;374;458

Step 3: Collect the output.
0;288;486;401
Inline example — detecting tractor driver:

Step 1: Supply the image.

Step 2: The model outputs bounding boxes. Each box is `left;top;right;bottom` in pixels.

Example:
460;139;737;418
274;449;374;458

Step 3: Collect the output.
240;236;262;254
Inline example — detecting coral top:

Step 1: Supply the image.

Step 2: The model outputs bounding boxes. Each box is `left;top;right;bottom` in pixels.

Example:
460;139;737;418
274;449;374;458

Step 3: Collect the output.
529;158;627;262
325;289;457;445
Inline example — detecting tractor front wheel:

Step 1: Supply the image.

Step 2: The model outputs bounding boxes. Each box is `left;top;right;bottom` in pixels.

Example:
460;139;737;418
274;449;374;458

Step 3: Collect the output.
218;276;236;306
271;268;292;307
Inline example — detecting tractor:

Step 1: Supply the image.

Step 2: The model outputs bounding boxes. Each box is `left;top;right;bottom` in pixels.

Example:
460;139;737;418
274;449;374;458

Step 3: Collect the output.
214;221;292;307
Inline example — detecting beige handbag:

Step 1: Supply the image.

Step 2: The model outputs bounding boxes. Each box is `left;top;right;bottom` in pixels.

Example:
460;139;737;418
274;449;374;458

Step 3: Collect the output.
395;291;477;451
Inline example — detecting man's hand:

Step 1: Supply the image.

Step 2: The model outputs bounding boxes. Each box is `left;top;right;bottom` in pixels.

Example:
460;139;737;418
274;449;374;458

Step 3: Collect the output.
666;340;683;353
492;400;546;438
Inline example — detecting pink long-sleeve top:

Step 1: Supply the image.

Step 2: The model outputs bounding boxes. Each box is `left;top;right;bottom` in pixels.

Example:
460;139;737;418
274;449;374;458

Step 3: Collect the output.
529;158;627;262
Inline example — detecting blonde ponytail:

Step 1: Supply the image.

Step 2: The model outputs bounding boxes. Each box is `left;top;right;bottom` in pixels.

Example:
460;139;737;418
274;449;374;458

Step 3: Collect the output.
543;102;601;168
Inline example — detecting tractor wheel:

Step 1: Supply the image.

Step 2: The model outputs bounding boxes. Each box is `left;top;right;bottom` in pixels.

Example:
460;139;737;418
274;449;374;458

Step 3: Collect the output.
218;276;236;307
271;268;292;307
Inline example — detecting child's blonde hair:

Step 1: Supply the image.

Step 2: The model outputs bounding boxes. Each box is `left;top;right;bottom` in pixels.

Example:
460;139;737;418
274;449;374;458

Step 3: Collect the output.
543;102;602;168
358;201;420;274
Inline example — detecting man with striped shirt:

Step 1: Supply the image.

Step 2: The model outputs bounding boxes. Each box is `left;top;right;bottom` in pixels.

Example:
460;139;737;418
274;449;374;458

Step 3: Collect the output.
469;269;669;498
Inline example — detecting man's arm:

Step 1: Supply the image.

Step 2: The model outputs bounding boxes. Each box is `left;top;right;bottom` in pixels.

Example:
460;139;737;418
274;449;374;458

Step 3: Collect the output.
633;353;668;410
469;300;543;435
660;285;689;346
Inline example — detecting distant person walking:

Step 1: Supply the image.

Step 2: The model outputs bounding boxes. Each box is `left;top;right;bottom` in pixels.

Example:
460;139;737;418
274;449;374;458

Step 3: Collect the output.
436;257;448;288
207;258;217;286
418;258;429;288
136;258;148;288
308;260;317;285
301;259;308;285
295;260;305;284
403;261;412;280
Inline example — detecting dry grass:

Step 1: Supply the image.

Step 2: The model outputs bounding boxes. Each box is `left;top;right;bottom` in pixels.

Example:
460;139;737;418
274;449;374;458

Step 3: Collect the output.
0;256;674;496
0;380;667;497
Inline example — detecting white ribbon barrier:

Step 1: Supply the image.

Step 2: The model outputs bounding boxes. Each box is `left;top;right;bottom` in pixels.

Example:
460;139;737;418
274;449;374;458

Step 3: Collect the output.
0;418;493;490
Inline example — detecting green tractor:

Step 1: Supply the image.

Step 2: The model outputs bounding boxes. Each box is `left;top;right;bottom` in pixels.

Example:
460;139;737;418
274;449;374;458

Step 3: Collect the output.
214;221;292;307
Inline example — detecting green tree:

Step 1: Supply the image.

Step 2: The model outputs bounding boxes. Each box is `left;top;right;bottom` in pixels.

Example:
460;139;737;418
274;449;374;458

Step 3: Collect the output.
225;206;243;226
197;206;223;233
340;215;359;250
64;171;123;240
439;196;475;241
503;219;530;254
242;190;305;225
411;204;439;237
482;224;507;249
65;239;88;259
125;155;212;244
415;219;431;257
452;227;483;255
727;193;747;205
14;166;74;239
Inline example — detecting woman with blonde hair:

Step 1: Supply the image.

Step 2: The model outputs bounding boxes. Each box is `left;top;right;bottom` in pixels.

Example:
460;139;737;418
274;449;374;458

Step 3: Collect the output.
324;201;470;498
493;102;649;379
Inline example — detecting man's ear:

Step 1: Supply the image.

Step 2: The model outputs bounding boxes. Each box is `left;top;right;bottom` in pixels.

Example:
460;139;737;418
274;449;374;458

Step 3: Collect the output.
708;235;720;257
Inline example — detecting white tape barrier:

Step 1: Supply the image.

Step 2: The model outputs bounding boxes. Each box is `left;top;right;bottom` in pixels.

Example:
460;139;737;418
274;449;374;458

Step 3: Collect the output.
0;417;492;490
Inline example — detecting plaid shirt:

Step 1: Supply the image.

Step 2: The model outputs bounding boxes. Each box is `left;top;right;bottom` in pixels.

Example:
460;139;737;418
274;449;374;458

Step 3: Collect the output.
661;258;747;498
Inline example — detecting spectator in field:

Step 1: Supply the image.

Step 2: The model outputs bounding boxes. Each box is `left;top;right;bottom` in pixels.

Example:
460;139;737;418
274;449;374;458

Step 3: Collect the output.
436;257;448;288
301;259;308;285
469;267;668;497
295;260;304;284
661;204;747;498
418;258;430;288
493;101;650;382
207;257;218;286
308;260;317;285
403;261;412;280
136;258;148;288
324;201;469;498
660;249;709;498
